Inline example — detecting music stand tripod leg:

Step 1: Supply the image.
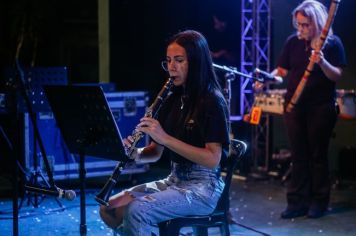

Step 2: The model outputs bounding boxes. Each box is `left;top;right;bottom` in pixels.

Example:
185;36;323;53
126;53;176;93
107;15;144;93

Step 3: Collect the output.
0;125;19;236
18;113;65;210
79;152;87;236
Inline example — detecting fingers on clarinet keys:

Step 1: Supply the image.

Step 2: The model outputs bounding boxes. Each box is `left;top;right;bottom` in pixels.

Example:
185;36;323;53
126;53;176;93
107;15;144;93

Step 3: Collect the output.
123;137;132;148
136;121;148;129
123;137;135;159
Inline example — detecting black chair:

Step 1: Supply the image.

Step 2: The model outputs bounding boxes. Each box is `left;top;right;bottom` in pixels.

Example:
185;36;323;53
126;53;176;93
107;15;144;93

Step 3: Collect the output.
157;139;247;236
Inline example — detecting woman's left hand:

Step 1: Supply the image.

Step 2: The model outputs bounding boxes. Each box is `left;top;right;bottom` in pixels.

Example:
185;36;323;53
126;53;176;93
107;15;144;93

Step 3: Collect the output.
136;117;168;145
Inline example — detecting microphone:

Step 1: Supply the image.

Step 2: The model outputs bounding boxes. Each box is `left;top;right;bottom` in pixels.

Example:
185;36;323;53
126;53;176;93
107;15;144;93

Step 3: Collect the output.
25;185;76;201
254;68;283;84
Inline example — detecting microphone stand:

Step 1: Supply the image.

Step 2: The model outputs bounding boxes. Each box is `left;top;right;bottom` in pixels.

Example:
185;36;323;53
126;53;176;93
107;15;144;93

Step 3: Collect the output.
15;60;64;211
213;63;262;82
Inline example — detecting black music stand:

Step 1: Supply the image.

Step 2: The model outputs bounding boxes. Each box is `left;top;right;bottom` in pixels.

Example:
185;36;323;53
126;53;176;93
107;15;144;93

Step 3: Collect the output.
44;85;128;236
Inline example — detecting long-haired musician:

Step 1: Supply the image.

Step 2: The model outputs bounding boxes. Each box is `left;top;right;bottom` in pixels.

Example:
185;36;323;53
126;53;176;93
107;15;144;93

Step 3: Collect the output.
257;0;347;219
99;30;230;235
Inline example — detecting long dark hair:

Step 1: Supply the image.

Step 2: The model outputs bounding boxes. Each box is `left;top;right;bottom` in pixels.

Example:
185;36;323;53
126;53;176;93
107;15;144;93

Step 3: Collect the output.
168;30;224;119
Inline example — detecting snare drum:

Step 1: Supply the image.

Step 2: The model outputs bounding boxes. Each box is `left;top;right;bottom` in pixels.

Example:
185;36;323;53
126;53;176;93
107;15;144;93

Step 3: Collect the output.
336;89;356;119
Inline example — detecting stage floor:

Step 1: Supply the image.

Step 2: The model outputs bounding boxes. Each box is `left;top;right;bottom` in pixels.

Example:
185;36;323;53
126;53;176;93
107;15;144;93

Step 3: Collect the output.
1;168;356;236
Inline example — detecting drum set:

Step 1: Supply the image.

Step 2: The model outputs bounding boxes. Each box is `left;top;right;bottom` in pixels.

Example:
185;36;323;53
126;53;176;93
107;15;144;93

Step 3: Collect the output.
254;89;356;119
253;89;286;115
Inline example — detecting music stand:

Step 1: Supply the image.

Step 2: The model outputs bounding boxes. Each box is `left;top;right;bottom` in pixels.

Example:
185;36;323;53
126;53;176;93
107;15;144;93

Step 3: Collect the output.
44;85;128;236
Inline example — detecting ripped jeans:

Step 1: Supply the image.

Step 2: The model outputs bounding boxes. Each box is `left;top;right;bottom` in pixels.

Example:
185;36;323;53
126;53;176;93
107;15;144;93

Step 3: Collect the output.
119;162;224;236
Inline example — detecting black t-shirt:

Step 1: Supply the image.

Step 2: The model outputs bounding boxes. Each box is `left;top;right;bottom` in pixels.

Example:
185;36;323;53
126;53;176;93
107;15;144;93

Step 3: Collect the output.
277;34;347;106
157;87;230;164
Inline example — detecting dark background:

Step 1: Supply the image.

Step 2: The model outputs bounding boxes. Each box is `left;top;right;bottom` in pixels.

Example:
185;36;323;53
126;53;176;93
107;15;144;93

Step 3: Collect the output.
0;0;355;183
0;0;241;93
1;0;354;94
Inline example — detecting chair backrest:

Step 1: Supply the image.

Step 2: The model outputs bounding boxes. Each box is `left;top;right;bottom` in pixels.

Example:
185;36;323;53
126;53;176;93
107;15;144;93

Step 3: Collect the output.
214;139;247;212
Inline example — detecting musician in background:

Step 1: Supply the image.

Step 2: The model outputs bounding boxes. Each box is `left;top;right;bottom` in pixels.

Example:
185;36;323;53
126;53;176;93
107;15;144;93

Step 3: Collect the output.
209;14;238;66
255;0;346;219
99;30;230;235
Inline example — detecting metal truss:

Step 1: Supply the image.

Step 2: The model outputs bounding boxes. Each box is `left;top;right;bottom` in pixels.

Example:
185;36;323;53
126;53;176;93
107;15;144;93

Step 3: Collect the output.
241;0;271;173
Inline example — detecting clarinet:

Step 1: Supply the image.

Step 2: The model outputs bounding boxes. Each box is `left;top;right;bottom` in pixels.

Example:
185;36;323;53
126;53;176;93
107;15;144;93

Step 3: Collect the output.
95;78;174;206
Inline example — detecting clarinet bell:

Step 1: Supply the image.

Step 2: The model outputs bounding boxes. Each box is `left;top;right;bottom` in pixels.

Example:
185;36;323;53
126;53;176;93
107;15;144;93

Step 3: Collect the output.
95;178;117;206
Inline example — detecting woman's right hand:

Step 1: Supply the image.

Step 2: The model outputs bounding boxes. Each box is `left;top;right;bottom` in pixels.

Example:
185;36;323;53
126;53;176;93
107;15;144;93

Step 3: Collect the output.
122;135;134;149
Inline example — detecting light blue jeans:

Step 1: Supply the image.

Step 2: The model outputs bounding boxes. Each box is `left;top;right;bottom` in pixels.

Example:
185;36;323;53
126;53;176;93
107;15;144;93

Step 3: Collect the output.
118;162;224;236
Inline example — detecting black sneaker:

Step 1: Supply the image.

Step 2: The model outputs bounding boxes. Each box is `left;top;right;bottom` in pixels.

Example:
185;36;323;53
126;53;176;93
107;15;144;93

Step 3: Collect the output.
280;208;308;219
